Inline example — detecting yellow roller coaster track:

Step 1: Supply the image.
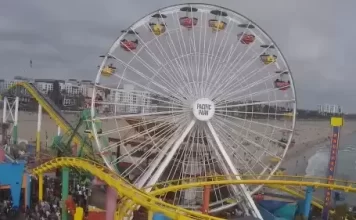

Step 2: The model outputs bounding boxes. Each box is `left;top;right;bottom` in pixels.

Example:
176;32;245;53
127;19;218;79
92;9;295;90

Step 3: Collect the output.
33;157;356;220
119;174;354;218
32;157;220;220
3;82;95;160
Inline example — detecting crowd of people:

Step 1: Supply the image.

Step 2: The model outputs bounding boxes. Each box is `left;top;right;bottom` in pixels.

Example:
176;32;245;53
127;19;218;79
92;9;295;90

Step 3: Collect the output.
0;174;92;220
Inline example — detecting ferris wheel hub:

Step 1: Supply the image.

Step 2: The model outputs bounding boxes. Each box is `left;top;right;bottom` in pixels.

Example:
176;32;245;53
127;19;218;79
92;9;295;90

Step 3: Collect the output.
192;98;215;121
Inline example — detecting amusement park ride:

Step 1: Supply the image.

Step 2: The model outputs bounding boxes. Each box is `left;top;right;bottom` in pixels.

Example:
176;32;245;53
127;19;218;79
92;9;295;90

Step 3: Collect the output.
0;3;349;220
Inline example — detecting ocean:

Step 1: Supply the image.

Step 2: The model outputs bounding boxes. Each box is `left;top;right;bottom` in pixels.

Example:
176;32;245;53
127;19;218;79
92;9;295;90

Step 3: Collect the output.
305;132;356;205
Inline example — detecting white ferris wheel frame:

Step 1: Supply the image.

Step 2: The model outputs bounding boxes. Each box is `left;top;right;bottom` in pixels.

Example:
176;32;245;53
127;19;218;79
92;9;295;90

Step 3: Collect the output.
91;3;297;218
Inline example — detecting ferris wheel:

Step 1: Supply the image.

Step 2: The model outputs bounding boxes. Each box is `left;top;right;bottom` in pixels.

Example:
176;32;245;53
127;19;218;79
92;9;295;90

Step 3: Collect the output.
92;3;296;218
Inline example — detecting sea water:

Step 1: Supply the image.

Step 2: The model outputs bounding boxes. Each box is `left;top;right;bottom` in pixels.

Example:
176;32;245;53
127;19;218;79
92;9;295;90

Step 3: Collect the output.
305;132;356;205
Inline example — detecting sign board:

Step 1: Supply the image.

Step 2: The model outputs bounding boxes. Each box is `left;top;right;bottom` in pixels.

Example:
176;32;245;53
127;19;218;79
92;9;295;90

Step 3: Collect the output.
193;98;215;121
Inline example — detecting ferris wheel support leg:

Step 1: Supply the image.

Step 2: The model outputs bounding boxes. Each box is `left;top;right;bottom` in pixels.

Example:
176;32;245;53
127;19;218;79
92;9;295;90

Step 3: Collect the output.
145;120;196;190
135;131;180;188
207;136;249;215
207;122;263;219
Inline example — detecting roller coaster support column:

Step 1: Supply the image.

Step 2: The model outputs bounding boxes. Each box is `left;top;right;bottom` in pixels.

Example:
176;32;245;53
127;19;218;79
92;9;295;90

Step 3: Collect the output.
36;104;42;161
12;97;19;145
322;116;343;220
106;186;118;220
303;186;314;219
38;174;44;201
2;97;8;146
62;167;70;220
202;185;211;214
58;126;61;135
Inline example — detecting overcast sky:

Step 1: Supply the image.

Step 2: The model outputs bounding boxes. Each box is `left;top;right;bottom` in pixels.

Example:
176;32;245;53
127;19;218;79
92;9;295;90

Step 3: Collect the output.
0;0;355;111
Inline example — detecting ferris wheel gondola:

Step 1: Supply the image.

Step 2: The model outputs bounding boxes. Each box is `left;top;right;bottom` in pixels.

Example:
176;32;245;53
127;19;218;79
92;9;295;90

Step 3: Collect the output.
92;4;296;218
149;13;167;36
208;9;228;32
237;24;256;44
179;6;198;29
260;44;277;64
120;30;139;51
274;70;291;90
99;55;116;77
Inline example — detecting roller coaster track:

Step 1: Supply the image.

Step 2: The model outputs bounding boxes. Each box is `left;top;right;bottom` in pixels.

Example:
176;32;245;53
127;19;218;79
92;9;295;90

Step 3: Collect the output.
32;157;220;220
119;175;355;218
33;158;356;220
3;82;95;160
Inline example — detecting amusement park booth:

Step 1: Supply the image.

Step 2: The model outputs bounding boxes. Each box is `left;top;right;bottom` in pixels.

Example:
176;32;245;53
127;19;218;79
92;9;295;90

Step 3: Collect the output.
0;161;31;209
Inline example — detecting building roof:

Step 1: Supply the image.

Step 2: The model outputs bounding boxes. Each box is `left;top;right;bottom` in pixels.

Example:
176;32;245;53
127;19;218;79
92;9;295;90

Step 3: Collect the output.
34;79;65;83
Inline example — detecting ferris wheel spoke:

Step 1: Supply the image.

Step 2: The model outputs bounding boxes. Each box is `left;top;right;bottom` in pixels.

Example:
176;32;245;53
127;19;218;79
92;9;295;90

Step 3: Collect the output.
100;114;186;154
215;80;287;106
109;54;186;102
147;33;195;98
161;15;196;95
96;110;187;121
140;120;196;190
208;41;257;95
95;101;187;113
215;99;294;111
97;113;182;138
207;121;262;218
213;65;277;103
203;131;247;212
212;116;283;160
120;28;194;99
215;112;292;132
150;42;194;100
208;21;252;87
210;45;274;99
204;17;235;95
210;128;259;175
113;120;187;178
211;121;270;172
171;12;197;96
95;84;184;107
212;59;275;101
131;126;185;187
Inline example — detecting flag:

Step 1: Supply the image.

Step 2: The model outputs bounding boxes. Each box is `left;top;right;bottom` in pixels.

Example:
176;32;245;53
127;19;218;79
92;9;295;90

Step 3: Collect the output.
30;60;32;68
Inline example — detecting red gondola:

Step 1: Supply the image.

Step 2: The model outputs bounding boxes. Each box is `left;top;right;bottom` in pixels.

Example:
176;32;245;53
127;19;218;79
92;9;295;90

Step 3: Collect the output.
237;33;255;44
120;30;139;51
179;6;198;29
274;79;290;91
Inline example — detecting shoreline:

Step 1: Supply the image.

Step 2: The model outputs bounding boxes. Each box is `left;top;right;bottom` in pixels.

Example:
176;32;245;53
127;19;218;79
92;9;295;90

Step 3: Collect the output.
282;129;356;176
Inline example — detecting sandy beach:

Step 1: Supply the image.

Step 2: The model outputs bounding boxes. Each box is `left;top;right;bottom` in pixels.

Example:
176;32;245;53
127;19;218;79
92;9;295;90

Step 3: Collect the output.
2;110;355;176
281;119;356;176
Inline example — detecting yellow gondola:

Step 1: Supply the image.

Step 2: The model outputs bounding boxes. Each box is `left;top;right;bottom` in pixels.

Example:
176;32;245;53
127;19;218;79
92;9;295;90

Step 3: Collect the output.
149;13;167;36
210;20;226;32
150;23;166;36
269;156;281;163
209;9;228;32
101;66;115;77
260;54;277;65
